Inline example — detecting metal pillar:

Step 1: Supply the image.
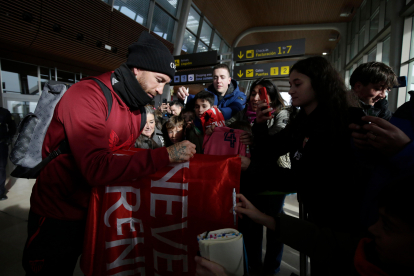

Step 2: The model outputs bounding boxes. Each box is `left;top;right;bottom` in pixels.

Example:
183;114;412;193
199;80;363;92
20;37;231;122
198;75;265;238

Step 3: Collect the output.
173;0;192;55
388;0;405;112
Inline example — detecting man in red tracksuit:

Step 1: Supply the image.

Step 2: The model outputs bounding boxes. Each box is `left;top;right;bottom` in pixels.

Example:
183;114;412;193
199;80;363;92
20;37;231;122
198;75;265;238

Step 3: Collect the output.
22;32;196;276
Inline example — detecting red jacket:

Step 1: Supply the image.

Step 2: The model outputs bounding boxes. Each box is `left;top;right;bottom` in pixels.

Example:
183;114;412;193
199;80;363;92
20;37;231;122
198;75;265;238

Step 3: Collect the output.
30;71;169;220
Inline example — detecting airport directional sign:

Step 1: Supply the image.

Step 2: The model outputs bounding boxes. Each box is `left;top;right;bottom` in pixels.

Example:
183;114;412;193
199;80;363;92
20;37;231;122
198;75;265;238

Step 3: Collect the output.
233;38;305;63
232;61;296;81
174;51;218;69
172;68;213;85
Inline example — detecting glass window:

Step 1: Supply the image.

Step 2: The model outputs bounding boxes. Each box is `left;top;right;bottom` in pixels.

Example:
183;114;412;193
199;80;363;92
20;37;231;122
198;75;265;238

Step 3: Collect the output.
211;32;221;51
410;19;414;60
382;36;390;66
157;0;179;17
6;100;37;126
199;21;212;46
182;29;195;53
351;17;358;38
357;58;363;67
370;12;379;41
360;1;369;23
113;0;150;25
350;38;356;60
40;67;54;90
367;47;376;62
186;7;200;35
151;4;176;42
408;61;414;101
57;70;75;84
385;0;390;26
196;41;208;53
358;27;365;51
221;43;229;54
1;59;39;95
371;0;380;13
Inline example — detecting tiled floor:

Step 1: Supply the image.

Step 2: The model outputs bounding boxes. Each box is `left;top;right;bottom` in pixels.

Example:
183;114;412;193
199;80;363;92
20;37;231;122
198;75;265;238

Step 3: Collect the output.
0;177;303;276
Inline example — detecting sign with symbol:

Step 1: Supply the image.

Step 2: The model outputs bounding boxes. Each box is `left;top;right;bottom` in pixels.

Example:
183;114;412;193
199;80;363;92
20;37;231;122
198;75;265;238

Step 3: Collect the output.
281;66;290;75
233;38;305;62
174;51;217;69
233;61;295;81
246;50;254;58
172;69;213;85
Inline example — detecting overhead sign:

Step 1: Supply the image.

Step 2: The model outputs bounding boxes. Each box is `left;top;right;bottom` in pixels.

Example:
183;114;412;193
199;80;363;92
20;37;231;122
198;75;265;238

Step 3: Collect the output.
233;38;305;62
172;68;213;85
174;51;218;69
232;61;296;81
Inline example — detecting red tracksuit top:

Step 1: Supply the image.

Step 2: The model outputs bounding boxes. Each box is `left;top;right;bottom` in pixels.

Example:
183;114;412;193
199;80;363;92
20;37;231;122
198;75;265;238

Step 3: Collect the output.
30;71;169;220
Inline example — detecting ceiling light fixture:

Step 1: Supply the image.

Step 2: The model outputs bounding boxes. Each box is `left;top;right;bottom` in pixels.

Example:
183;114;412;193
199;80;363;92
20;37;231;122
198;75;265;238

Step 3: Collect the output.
322;52;328;55
329;33;339;41
340;5;354;17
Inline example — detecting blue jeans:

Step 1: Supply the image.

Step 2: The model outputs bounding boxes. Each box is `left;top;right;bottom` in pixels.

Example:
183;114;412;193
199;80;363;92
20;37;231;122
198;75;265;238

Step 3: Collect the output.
0;142;8;196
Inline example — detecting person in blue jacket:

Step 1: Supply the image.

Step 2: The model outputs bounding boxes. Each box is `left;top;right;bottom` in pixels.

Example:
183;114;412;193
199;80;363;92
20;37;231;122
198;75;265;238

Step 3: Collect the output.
177;64;246;120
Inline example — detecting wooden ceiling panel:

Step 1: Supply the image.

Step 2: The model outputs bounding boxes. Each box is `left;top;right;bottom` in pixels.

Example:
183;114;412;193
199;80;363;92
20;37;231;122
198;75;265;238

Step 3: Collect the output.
194;0;363;53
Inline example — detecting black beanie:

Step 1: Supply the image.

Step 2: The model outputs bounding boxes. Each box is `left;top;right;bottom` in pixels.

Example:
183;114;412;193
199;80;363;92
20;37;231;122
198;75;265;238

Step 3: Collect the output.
126;32;176;79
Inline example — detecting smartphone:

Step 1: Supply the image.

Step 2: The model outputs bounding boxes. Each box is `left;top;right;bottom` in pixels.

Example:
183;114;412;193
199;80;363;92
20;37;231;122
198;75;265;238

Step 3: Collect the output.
162;98;167;104
348;107;368;133
259;87;272;117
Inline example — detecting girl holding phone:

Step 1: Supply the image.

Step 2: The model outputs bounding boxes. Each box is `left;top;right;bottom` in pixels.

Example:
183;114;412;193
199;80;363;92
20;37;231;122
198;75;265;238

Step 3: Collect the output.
246;57;360;276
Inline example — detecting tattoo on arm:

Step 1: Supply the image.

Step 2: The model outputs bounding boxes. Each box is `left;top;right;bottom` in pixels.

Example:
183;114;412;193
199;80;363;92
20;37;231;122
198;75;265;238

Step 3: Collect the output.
168;144;187;162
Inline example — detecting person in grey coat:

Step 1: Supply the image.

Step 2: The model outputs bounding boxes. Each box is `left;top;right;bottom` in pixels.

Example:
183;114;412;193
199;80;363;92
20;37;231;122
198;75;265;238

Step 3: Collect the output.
135;105;164;149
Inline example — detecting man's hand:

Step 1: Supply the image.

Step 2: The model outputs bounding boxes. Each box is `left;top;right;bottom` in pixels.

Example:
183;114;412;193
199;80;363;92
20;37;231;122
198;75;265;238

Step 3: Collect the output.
356;116;411;156
177;86;189;101
195;256;227;276
239;155;250;171
166;140;196;163
256;100;273;124
235;194;276;230
240;131;253;145
158;103;168;112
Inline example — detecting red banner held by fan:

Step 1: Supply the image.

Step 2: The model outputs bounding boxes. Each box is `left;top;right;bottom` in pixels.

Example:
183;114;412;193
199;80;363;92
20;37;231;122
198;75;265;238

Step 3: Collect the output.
81;148;241;276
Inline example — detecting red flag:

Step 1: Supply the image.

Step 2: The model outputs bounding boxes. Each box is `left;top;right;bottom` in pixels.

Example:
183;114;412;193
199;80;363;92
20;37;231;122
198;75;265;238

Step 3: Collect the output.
81;148;241;276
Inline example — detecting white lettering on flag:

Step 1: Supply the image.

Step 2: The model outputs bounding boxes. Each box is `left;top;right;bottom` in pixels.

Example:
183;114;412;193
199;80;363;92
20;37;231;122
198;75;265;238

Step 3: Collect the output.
106;237;145;270
104;187;141;227
117;218;144;235
153;250;188;272
151;162;189;190
151;222;188;251
150;194;188;218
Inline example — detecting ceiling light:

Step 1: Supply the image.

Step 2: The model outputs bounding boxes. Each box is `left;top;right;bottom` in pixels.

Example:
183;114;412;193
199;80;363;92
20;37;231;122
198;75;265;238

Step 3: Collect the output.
329;33;339;41
340;6;354;17
322;52;328;55
105;44;112;50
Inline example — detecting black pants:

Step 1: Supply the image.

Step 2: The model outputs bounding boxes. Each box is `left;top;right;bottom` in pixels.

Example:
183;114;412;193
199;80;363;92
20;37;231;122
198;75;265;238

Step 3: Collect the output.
22;210;86;276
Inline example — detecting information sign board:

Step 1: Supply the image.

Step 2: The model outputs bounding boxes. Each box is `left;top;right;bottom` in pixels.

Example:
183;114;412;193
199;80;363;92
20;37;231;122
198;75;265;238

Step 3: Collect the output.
233;38;305;62
232;61;296;81
172;68;213;85
174;51;218;69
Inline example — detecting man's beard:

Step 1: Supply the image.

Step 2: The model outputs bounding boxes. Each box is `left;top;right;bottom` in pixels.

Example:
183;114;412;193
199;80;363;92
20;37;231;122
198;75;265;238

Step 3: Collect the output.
137;75;149;94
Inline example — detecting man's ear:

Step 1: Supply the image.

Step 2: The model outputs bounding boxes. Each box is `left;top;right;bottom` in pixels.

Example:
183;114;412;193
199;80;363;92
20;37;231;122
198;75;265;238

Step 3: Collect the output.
228;77;232;85
353;81;363;92
132;67;142;77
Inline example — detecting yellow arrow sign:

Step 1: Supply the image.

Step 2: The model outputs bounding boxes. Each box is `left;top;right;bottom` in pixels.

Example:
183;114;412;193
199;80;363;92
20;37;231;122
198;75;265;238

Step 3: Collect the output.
238;51;244;59
237;70;243;78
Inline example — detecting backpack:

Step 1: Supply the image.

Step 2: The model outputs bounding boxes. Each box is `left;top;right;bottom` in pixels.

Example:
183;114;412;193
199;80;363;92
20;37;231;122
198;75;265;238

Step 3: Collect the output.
9;78;113;179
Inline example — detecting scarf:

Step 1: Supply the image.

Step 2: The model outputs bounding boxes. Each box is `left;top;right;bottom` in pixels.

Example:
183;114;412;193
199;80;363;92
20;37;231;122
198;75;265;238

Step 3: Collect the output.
112;63;152;111
245;104;256;124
